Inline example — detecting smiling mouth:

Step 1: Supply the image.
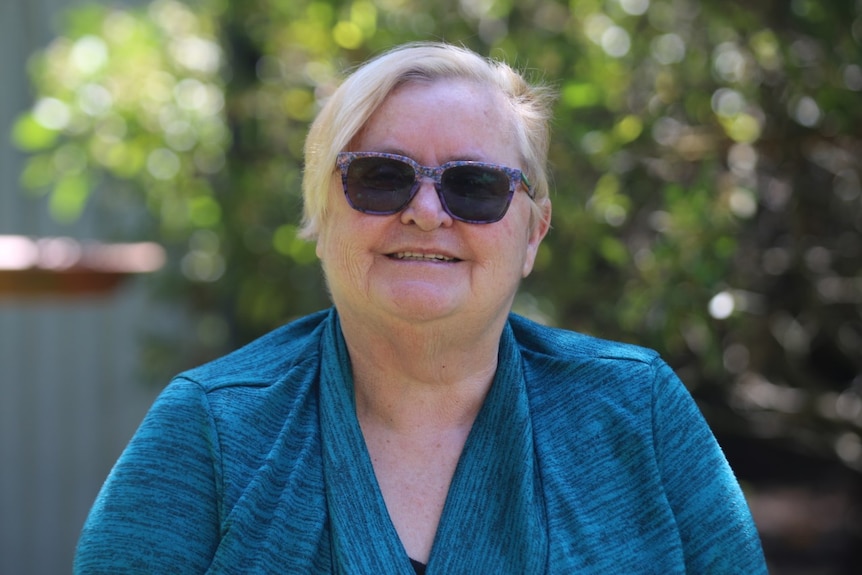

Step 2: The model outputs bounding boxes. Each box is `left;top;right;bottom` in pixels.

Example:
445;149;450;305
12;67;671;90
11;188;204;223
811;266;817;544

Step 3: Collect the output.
389;251;461;262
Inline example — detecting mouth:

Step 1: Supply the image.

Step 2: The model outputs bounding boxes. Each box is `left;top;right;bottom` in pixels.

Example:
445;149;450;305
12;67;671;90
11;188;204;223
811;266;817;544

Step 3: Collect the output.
388;251;461;262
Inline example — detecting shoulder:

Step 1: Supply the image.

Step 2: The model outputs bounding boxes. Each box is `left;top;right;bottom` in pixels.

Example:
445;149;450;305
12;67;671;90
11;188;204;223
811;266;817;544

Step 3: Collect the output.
149;310;332;492
177;308;332;393
508;313;672;420
508;312;660;370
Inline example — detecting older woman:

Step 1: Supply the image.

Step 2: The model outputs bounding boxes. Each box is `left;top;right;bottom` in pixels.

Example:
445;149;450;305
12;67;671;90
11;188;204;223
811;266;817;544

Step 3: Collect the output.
74;43;767;573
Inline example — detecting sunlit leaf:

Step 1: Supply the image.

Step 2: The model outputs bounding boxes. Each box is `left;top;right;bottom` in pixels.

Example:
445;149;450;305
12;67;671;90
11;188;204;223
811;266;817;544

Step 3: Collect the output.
49;173;90;222
613;115;643;143
11;114;60;151
561;82;602;108
188;194;222;227
599;236;629;266
332;21;363;49
19;154;56;190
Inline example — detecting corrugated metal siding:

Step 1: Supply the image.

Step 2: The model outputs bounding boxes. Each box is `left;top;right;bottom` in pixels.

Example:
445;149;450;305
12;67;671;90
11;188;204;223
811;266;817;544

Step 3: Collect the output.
0;294;161;575
1;1;165;573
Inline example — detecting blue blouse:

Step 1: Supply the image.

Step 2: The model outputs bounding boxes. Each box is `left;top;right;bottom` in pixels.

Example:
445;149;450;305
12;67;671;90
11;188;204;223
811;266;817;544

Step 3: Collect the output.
74;308;766;573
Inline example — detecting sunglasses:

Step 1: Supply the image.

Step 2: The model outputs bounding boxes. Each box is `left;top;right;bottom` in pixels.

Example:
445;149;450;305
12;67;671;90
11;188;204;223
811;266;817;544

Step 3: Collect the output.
336;152;533;224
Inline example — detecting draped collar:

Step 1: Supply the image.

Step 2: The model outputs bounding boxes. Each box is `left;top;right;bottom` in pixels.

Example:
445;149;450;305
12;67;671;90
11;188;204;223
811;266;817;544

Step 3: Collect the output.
318;311;548;573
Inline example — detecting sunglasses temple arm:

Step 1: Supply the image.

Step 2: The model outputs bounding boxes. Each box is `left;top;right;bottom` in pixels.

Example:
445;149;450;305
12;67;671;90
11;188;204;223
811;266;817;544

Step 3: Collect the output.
520;173;534;198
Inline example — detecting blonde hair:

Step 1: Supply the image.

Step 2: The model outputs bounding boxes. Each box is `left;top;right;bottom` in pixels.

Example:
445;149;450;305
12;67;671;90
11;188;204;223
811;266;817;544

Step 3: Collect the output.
299;42;555;239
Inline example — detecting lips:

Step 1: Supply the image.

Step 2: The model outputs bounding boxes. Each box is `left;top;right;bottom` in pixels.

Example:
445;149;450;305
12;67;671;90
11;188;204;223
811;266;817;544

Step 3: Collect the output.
389;251;460;262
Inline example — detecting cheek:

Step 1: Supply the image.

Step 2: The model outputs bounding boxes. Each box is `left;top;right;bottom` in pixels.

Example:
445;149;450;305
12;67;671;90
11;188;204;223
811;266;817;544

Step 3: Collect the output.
316;223;369;287
480;215;537;280
474;225;526;275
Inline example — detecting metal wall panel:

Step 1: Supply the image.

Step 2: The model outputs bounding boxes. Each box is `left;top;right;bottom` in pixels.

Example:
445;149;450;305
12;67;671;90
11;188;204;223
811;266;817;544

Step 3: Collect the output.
0;292;162;575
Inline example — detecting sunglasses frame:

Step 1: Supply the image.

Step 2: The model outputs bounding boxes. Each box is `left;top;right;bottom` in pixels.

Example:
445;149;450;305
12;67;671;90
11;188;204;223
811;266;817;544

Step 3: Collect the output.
336;151;533;224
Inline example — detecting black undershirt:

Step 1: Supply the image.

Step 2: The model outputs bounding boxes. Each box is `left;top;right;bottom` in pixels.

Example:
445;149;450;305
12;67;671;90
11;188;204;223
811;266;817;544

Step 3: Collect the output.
410;558;426;574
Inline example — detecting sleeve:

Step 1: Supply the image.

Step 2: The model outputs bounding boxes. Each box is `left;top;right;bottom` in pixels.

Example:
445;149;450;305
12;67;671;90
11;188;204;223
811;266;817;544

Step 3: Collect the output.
651;359;768;574
73;377;222;574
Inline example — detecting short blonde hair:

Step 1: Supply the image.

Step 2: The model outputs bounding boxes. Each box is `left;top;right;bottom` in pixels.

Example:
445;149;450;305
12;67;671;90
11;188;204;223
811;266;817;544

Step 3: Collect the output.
299;42;555;239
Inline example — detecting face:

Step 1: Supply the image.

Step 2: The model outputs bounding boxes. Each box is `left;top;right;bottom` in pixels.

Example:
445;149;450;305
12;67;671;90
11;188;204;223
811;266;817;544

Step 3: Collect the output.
315;79;550;330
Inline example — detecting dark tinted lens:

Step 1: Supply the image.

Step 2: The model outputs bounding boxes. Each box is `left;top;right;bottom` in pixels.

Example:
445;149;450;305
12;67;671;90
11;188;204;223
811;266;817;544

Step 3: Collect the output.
440;165;511;222
346;157;416;212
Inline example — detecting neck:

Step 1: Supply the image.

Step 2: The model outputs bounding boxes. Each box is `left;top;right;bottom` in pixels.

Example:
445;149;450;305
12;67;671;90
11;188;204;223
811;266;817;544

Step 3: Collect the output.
338;311;507;432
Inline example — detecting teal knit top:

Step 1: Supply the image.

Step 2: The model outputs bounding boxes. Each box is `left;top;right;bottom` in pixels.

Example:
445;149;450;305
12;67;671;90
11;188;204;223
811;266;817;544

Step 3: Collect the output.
74;309;766;573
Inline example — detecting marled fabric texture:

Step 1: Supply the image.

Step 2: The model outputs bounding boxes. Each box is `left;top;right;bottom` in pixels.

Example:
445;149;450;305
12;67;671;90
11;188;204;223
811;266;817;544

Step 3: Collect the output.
74;308;766;573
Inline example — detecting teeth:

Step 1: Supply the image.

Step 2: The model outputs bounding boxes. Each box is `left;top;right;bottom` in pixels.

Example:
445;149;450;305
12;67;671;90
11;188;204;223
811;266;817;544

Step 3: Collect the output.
393;252;455;262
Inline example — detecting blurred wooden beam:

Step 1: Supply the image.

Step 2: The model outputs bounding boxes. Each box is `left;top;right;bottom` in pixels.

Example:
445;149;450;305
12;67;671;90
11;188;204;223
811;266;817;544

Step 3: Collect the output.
0;235;165;297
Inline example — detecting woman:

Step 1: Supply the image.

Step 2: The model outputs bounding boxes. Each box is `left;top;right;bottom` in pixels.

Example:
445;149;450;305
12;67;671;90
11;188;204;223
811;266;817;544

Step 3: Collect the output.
74;42;767;573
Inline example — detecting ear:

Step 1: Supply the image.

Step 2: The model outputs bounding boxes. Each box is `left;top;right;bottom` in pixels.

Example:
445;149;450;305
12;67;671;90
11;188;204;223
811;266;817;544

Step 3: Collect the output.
522;198;551;278
315;231;325;260
314;230;334;276
314;177;341;260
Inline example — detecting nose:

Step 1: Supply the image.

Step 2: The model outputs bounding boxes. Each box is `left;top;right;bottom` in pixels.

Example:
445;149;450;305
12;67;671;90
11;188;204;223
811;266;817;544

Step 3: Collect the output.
400;178;453;230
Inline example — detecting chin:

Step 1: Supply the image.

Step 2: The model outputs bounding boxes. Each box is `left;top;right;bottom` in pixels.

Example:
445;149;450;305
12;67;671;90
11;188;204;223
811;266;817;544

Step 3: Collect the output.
379;287;463;323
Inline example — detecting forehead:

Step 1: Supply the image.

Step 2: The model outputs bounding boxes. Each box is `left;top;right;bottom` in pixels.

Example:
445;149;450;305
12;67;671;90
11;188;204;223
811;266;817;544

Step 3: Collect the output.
354;78;517;160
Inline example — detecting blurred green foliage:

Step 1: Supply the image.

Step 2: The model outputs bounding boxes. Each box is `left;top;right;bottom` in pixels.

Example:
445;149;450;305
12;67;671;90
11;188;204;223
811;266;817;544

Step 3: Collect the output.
13;0;862;473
